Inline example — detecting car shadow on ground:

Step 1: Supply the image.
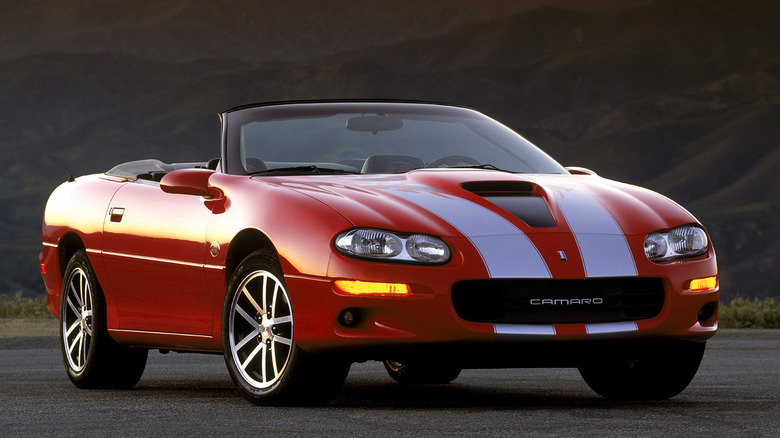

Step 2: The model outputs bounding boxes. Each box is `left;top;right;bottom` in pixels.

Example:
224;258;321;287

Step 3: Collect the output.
327;381;700;410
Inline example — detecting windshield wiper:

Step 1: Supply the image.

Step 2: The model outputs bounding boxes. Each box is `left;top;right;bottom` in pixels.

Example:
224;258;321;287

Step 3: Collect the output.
249;165;360;175
443;164;516;173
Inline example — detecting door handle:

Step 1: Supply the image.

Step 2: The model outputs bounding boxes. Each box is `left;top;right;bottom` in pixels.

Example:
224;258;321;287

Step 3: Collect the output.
109;207;125;222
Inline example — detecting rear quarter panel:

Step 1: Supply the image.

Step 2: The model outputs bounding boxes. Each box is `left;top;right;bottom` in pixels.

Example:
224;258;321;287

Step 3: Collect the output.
41;174;127;318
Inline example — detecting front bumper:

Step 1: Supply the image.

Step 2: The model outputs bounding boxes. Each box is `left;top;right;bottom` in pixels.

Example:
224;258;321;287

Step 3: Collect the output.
287;251;719;357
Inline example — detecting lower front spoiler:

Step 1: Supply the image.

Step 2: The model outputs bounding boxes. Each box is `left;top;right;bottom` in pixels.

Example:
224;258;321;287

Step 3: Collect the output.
493;320;717;342
494;321;643;340
333;338;709;369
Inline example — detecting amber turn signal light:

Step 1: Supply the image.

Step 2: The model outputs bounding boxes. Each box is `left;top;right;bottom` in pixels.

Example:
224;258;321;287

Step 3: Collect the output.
689;276;717;292
334;280;411;296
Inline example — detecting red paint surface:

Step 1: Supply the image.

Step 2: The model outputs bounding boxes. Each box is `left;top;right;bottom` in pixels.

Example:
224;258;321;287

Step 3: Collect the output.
41;169;718;353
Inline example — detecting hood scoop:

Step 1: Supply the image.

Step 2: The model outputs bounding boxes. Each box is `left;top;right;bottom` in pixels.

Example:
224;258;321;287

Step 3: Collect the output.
462;181;556;228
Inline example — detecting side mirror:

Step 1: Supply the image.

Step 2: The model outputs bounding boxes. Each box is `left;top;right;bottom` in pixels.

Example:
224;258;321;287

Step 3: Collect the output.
565;166;598;176
160;169;221;197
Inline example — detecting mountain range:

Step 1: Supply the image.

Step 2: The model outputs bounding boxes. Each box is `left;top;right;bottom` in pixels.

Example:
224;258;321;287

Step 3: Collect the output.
1;0;777;299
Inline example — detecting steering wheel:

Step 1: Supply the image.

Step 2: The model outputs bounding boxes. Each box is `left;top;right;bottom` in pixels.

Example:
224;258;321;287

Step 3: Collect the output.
427;155;481;168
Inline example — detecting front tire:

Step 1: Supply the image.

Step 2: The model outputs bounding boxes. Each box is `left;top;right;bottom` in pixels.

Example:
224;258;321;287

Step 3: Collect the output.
578;340;706;400
222;250;349;405
59;250;147;389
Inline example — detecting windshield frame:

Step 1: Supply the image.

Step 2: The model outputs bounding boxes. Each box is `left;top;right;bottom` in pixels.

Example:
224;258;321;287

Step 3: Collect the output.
220;101;567;176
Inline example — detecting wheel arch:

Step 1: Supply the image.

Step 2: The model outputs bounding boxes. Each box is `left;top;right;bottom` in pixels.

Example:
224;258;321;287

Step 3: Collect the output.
225;228;277;287
57;232;86;279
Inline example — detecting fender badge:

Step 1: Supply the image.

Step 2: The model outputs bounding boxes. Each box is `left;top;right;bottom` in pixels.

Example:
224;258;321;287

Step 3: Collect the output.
210;241;221;258
557;251;567;261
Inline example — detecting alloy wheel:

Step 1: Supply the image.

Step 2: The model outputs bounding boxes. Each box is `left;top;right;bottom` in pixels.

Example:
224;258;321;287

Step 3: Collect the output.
62;267;93;372
228;270;294;389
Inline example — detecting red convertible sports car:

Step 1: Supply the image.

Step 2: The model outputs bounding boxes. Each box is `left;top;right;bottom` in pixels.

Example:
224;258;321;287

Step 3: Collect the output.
40;100;718;405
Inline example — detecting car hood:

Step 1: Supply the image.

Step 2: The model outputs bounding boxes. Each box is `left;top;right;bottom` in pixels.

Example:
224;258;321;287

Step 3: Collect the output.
257;169;701;278
260;169;698;237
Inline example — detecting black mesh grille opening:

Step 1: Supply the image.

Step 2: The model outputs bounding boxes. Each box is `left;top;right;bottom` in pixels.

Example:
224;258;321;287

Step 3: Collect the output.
451;278;665;324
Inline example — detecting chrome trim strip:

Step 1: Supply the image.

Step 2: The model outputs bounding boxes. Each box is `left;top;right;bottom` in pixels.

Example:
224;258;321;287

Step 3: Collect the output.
42;242;57;248
101;250;205;269
585;321;638;337
109;328;212;339
495;322;639;340
494;324;556;340
77;249;223;270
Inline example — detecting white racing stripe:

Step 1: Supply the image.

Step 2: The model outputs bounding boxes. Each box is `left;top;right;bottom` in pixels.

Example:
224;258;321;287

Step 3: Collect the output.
553;185;637;277
329;175;637;279
385;187;551;278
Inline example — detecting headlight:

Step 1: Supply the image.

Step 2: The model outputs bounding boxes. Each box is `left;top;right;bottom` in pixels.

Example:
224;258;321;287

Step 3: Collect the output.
335;228;451;264
644;225;708;262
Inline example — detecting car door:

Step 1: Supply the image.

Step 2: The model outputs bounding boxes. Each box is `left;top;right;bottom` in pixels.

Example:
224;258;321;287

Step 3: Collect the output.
102;180;213;335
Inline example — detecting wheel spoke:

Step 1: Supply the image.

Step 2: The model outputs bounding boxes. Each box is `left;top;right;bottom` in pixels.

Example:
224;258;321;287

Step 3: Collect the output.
261;344;269;383
271;283;279;317
234;328;260;351
77;332;85;368
67;295;80;318
270;342;279;377
82;310;93;337
273;315;292;325
262;276;269;313
240;342;264;373
235;305;258;328
69;330;83;356
66;319;81;338
69;281;83;309
273;335;292;346
79;274;89;310
242;285;263;314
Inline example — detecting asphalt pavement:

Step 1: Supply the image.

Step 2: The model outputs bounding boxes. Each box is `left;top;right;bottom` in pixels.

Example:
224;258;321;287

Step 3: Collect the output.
1;330;778;437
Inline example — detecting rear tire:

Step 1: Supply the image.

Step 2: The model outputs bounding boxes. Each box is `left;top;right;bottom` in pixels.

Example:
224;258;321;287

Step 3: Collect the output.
59;250;147;389
383;359;462;384
222;250;350;405
578;340;706;400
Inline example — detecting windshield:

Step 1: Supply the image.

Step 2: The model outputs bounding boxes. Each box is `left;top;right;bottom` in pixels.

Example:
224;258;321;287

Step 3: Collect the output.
223;102;566;175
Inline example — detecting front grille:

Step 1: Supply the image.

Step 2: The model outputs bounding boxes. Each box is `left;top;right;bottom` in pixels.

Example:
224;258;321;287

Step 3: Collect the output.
451;278;665;324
